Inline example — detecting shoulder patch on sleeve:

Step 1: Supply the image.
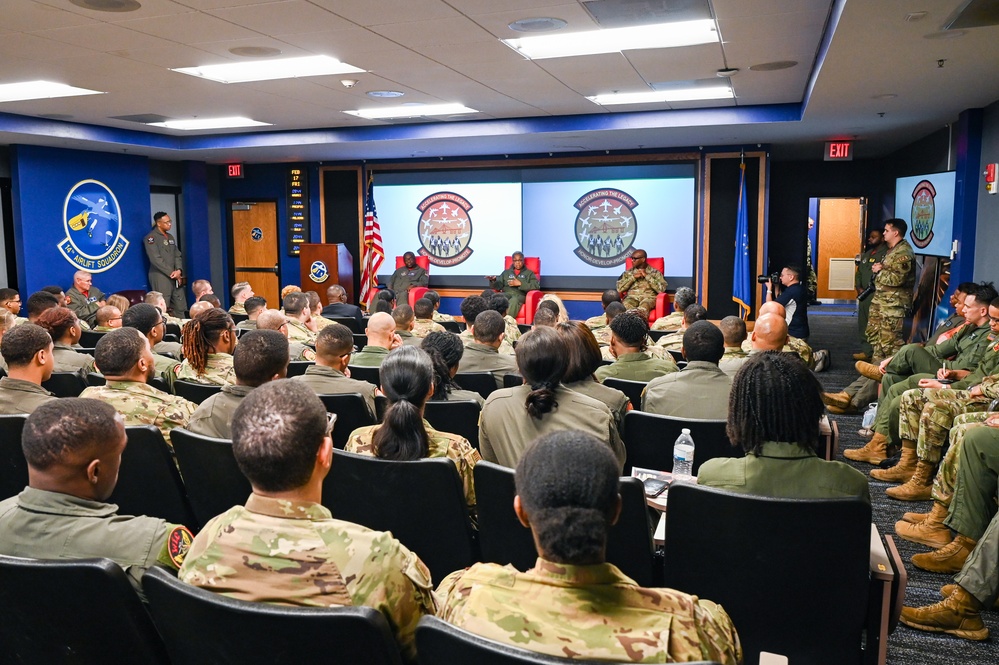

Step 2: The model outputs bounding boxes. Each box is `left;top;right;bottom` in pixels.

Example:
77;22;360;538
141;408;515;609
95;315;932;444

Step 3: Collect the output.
167;525;194;568
146;236;156;244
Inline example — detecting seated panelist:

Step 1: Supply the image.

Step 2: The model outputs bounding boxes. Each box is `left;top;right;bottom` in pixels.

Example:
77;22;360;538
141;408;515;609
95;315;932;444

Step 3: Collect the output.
485;251;539;318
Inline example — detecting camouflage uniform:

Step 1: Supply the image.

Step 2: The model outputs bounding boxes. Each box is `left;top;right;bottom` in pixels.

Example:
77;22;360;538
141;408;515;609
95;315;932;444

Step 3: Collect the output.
866;239;915;361
436;558;742;664
289;341;316;362
174;353;236;386
79;380;197;445
285;318;317;346
856;242;889;356
655;331;684;352
718;346;750;377
412;318;446;338
740;337;814;368
178;494;437;660
52;342;95;374
0;377;56;415
236;319;257;331
154;339;183;358
489;267;539;318
312;315;334;331
186;384;253;439
651;311;683;331
459;328;514;355
0;487;191;597
292;364;378;419
594;352;678;382
897;388;992;464
616;267;668;314
432;311;455;323
930;412;993;508
92;326;116;333
346;419;481;511
584;313;608;330
592;326;612;348
503;315;522;343
228;301;246;316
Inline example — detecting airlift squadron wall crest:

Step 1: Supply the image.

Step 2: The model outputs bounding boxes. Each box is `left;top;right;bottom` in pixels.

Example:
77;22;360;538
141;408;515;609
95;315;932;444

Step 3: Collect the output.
417;191;473;267
573;188;638;268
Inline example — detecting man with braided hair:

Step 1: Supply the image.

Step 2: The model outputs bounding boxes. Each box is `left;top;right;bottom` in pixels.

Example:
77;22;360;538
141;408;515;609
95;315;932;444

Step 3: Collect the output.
174;308;237;385
437;429;742;664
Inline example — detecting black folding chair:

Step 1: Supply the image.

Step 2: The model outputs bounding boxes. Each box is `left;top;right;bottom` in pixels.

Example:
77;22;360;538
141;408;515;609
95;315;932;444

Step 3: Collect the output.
229;312;249;325
440;320;462;334
455;372;498;400
143;566;402;665
173;379;222;405
622;410;737;475
330;316;362;334
502;373;523;388
41;371;88;397
286;360;315;377
318;393;377;449
352;333;368;349
602;377;647;410
423;399;481;449
0;415;27;501
346;364;380;386
170;428;250;527
0;556;170;664
79;329;107;347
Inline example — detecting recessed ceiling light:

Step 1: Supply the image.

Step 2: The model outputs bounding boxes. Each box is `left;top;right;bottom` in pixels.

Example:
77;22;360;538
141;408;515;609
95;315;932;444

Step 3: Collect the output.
0;81;104;103
502;19;718;60
367;90;405;98
146;117;271;130
872;93;898;100
587;86;733;105
924;30;966;39
749;60;798;71
905;11;928;21
173;55;364;84
69;0;140;12
508;17;568;33
229;46;283;58
344;103;477;120
717;68;739;77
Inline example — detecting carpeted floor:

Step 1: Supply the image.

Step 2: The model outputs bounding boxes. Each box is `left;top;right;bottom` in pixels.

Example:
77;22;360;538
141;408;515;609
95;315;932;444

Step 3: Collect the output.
810;308;998;663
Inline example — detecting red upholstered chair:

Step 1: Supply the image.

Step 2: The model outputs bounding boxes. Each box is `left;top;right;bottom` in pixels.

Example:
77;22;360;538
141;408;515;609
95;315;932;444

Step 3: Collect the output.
502;256;542;324
395;256;430;307
623;257;671;322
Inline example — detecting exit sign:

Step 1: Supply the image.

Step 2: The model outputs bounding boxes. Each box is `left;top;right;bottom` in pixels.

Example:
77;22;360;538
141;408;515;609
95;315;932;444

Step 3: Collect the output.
824;141;853;161
226;163;244;178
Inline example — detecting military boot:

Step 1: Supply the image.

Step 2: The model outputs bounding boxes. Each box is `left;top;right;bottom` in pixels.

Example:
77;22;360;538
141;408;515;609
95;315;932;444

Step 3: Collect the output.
912;534;977;573
899;586;988;640
886;459;935;501
844;432;889;464
871;441;917;483
852;351;871;361
855;361;883;381
901;510;929;524
822;391;852;409
940;585;999;609
895;502;952;549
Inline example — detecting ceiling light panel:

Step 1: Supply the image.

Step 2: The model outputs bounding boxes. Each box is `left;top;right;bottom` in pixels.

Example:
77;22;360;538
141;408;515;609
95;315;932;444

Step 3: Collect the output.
0;81;104;103
344;103;477;119
146;117;272;130
172;55;364;84
502;19;718;59
588;85;733;105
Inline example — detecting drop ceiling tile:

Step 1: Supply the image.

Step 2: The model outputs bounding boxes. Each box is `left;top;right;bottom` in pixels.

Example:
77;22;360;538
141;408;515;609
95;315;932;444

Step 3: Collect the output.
0;32;100;61
625;43;726;83
712;0;831;20
118;11;260;44
369;16;496;49
465;3;599;36
36;23;177;52
532;52;644;94
310;0;459;26
112;43;220;68
193;37;312;60
35;0;194;21
277;28;401;57
8;1;97;32
207;1;353;34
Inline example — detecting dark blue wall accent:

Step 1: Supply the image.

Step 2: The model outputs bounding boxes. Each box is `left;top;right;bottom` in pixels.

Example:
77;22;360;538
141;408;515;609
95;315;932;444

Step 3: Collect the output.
10;144;152;297
182;160;211;305
951;108;983;288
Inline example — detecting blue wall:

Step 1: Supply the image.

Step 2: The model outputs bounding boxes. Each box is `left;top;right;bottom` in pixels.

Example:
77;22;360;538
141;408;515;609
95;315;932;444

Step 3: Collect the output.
10;144;152;297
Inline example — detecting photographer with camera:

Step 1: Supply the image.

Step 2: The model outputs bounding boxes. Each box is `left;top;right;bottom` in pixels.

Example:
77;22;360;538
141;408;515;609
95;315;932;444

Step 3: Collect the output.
854;228;887;361
765;265;809;341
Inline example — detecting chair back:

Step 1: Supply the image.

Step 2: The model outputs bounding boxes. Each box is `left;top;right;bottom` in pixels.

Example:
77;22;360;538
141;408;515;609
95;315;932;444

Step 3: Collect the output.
173;379;222;405
415;616;620;665
346;363;380;386
666;349;684;364
286;360;314;377
331;316;362;333
229;312;249;325
503;255;540;278
408;286;430;308
423;399;481;449
622;411;738;475
143;566;402;665
0;415;27;501
663;483;871;665
602;377;647;410
455;371;497;400
440;320;462;334
0;556;169;664
396;255;430;272
317;393;377;449
647;329;670;343
502;373;523;388
114;289;148;306
80;329;107;347
107;425;198;529
473;462;655;585
352;332;369;349
165;322;182;337
625;256;665;272
171;428;250;527
325;449;476;582
41;371;88;397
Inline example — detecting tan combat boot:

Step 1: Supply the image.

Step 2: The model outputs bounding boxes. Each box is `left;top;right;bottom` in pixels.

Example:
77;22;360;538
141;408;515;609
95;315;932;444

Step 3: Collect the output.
895;502;952;548
940;585;999;609
886;459;935;500
855;361;883;381
901;510;929;524
822;391;852;409
899;586;988;640
871;441;917;483
912;534;977;573
843;432;889;464
852;351;870;361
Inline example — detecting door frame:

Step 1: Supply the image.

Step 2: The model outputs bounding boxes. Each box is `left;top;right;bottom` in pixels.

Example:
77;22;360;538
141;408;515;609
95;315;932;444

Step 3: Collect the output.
226;199;280;306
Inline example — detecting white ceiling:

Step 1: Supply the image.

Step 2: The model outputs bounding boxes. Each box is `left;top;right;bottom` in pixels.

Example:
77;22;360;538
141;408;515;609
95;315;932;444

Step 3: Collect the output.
0;0;997;163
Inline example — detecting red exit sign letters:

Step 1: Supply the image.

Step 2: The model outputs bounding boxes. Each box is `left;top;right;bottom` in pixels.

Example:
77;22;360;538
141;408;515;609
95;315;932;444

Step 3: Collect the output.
226;163;244;178
824;141;853;161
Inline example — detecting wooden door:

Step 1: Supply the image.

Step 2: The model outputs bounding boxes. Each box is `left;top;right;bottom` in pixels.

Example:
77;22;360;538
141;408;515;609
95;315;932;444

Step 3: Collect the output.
231;202;279;308
816;198;865;300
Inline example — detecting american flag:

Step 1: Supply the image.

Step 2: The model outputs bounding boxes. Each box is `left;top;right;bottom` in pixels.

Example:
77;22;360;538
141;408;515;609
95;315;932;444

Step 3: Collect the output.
359;173;384;309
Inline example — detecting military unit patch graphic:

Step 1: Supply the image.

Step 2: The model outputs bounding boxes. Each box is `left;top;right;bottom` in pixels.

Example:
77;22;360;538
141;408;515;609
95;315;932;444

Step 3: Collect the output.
309;260;329;283
57;179;129;272
573;188;638;268
909;179;936;250
417;191;473;267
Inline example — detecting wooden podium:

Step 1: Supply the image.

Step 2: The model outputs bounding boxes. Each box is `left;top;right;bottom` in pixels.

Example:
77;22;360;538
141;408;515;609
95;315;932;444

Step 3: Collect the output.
298;244;354;305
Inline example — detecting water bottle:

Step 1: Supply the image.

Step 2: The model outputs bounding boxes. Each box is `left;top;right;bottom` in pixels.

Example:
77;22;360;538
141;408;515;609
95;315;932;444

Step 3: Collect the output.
673;429;695;481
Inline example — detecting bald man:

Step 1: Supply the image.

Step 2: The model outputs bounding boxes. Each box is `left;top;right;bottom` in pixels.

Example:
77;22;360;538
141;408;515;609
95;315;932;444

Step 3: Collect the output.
188;301;213;319
750;313;788;351
321;285;363;324
256;309;316;362
743;302;814;368
350;312;402;367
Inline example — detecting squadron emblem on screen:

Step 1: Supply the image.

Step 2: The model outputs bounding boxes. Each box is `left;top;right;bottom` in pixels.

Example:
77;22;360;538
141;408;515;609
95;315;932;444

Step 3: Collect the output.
417;191;474;267
909;179;936;249
573;188;637;268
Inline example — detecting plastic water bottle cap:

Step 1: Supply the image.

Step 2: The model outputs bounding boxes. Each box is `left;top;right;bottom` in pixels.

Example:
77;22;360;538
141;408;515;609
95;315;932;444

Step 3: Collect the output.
681;428;691;434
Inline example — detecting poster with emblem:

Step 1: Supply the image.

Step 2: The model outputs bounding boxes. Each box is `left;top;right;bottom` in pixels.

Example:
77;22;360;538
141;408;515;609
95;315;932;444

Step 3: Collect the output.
894;171;956;258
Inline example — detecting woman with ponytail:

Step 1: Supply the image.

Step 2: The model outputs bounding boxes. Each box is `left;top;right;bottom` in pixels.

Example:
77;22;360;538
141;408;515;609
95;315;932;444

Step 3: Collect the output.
174;308;237;385
420;331;484;405
36;307;94;374
478;326;624;471
345;346;481;512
